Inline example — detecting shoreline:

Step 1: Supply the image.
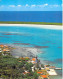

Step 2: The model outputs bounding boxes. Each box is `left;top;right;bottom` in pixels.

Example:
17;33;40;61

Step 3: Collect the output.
0;44;61;79
8;44;47;65
9;44;41;58
0;24;63;30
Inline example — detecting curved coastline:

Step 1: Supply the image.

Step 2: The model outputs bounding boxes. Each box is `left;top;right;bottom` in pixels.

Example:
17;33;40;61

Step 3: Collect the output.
0;24;63;30
0;24;62;79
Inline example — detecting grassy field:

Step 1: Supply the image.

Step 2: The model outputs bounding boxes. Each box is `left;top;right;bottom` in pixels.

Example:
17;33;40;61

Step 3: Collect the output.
0;21;62;25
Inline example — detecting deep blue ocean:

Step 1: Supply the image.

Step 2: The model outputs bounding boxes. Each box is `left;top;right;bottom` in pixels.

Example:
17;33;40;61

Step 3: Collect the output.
0;11;62;23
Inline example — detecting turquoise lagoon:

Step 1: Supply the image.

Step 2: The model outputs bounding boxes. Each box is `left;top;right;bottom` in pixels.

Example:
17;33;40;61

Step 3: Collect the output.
0;26;62;68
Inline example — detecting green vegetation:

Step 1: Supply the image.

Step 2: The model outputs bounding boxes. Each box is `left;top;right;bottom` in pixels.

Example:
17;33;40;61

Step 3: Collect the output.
0;45;55;79
0;21;62;25
0;52;39;79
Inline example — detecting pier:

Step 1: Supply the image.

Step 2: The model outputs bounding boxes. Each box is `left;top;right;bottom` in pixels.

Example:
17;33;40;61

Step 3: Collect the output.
47;69;57;75
55;68;62;70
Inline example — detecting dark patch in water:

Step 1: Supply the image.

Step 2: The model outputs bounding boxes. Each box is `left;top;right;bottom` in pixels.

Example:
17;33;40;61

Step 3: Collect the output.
3;33;31;36
0;36;5;37
34;46;49;48
3;33;24;35
13;43;30;45
54;59;62;63
38;41;51;44
43;60;55;64
39;41;56;45
3;33;13;35
0;36;10;38
12;40;22;42
58;47;63;48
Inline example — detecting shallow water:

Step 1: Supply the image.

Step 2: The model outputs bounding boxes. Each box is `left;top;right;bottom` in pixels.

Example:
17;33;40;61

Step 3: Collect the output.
0;26;62;79
0;26;62;68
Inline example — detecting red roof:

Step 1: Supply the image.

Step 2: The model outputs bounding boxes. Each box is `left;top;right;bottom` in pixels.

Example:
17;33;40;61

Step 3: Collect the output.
41;75;48;78
4;45;8;47
32;58;36;61
3;49;7;51
37;72;43;74
0;45;4;48
3;49;10;52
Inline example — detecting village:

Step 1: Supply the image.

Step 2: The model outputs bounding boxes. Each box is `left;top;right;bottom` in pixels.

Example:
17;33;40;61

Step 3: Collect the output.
0;44;61;79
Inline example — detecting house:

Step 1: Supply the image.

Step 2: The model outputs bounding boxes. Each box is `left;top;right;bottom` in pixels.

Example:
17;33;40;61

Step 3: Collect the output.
31;66;34;72
49;66;55;69
39;75;49;79
31;58;37;64
41;75;49;79
3;49;10;52
2;49;10;56
37;72;43;75
37;69;49;76
4;45;8;48
45;68;50;71
32;58;36;61
0;45;4;48
23;71;30;75
44;65;50;71
47;69;57;75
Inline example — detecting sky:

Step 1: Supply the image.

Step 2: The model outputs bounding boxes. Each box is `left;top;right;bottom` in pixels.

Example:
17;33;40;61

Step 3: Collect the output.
0;0;62;11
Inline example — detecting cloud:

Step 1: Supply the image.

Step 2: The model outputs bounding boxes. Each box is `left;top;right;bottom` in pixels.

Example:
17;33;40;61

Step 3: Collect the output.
25;4;29;7
50;4;59;8
43;4;48;7
38;3;48;7
31;5;36;7
37;4;60;8
9;5;15;7
44;4;48;6
17;5;22;7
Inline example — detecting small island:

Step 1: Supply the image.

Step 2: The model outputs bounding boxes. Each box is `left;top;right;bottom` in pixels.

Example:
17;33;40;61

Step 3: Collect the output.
0;21;62;25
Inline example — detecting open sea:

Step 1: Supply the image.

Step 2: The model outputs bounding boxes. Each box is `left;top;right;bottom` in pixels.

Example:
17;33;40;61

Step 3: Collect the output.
0;11;62;23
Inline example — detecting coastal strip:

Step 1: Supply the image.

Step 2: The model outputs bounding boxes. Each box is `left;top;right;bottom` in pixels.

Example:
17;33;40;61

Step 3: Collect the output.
0;24;63;30
0;44;62;79
0;22;62;25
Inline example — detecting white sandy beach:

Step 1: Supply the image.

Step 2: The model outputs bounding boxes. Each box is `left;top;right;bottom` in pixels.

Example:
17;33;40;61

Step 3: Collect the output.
0;24;63;30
